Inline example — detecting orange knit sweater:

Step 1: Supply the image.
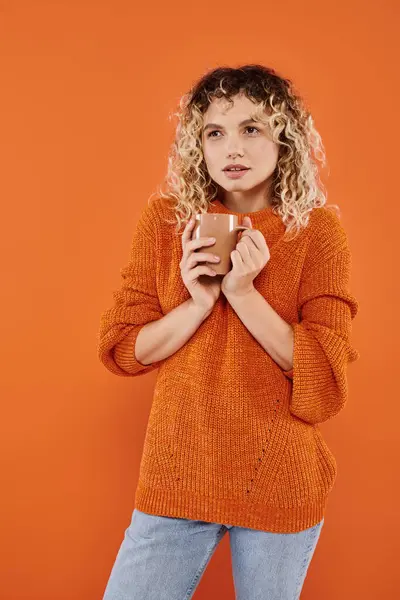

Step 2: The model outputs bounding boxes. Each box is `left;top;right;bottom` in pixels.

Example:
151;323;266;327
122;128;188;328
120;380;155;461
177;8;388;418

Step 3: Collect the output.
97;195;360;534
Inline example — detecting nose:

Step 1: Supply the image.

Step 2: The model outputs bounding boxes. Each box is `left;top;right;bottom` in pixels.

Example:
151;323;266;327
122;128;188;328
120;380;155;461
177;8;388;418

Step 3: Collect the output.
227;146;244;156
226;136;244;157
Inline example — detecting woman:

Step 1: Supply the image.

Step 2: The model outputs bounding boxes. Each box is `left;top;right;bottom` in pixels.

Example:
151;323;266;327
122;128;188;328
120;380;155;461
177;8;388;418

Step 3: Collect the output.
98;64;360;599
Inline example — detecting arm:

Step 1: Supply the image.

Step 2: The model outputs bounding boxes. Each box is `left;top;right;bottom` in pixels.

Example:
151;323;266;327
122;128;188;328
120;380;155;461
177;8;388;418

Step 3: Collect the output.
222;287;294;372
113;298;212;371
282;242;360;425
97;202;211;377
225;208;360;425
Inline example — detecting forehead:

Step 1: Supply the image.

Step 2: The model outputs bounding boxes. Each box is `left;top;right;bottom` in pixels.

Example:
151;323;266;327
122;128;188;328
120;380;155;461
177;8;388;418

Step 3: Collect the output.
203;94;268;125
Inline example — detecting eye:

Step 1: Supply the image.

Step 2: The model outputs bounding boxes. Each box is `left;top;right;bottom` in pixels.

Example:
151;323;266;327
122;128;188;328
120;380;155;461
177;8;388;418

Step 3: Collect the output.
207;126;260;138
245;126;260;135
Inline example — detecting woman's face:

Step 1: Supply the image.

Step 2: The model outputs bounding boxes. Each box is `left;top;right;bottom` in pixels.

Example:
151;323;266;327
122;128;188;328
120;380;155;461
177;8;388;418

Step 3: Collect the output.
201;93;279;203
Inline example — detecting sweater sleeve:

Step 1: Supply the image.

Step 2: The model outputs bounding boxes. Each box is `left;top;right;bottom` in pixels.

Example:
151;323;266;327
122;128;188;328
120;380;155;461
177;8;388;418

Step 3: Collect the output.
97;202;165;377
282;209;360;425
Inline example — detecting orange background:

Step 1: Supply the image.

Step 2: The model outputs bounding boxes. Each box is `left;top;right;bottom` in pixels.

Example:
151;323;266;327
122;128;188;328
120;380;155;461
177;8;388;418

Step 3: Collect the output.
1;1;398;598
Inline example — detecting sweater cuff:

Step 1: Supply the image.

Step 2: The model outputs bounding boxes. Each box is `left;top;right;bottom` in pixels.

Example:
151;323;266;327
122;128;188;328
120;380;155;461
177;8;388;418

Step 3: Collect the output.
112;326;162;376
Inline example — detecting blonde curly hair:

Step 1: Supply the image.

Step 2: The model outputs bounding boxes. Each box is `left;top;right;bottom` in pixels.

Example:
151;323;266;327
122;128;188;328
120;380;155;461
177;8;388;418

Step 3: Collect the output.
149;63;339;242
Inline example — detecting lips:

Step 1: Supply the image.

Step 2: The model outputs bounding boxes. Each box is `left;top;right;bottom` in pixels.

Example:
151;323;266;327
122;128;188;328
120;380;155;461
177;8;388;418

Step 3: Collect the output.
224;168;250;179
223;164;250;171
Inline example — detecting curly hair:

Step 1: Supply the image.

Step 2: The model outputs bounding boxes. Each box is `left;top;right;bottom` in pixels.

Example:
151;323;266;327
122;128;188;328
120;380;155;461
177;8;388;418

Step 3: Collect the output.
148;63;339;242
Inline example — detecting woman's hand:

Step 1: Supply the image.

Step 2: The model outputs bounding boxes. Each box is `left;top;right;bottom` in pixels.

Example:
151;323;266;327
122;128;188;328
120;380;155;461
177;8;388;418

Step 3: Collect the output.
180;216;222;314
221;216;270;297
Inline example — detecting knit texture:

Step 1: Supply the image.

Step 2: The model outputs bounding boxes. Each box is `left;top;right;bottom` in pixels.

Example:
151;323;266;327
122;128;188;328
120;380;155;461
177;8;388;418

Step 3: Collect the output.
97;195;360;533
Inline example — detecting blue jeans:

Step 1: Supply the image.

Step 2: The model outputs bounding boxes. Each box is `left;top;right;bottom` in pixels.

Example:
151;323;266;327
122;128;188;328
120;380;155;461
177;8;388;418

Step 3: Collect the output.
103;508;324;600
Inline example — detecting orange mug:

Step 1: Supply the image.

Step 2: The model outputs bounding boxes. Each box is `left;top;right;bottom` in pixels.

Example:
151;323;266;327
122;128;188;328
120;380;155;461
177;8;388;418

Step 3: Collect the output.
191;213;251;275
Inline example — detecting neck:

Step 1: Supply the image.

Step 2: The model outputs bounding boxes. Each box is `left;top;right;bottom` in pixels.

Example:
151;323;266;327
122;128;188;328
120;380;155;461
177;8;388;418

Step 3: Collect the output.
219;179;276;213
220;197;275;213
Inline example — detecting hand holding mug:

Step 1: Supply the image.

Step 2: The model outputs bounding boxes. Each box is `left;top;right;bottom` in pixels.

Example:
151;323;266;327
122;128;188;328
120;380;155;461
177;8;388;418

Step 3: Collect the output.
221;216;271;297
191;212;252;275
180;217;222;315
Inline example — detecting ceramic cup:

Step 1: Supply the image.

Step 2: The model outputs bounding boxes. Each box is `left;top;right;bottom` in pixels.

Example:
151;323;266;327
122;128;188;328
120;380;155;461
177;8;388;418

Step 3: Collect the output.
191;213;251;275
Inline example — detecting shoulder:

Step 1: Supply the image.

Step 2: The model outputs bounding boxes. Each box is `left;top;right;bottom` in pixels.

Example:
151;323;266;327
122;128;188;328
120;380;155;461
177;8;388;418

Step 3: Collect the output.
135;194;174;236
306;205;349;256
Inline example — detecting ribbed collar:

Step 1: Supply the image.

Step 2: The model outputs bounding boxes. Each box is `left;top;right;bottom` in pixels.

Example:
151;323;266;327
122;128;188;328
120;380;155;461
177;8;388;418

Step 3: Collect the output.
208;197;281;230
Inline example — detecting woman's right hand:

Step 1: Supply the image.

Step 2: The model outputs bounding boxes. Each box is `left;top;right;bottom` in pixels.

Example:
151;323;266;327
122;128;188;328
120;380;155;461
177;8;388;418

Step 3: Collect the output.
180;216;222;315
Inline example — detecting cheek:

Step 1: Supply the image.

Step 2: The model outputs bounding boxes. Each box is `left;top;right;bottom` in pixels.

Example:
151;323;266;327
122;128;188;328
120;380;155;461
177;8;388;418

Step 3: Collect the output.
268;140;280;158
252;140;279;163
202;143;220;166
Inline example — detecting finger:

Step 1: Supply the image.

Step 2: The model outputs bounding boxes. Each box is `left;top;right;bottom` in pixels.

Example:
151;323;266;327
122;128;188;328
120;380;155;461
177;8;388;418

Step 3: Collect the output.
239;229;261;246
237;240;252;261
183;238;216;265
237;241;257;269
231;248;244;271
181;216;196;250
238;235;259;258
242;215;252;226
240;230;268;256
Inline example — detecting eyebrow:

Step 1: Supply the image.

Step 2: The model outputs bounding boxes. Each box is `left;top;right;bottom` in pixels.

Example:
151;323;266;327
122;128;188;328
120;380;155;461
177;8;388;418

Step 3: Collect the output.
202;118;260;133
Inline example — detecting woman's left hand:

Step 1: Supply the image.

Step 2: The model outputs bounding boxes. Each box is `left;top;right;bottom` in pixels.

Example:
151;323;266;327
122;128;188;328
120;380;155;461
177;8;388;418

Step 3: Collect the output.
221;216;270;297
